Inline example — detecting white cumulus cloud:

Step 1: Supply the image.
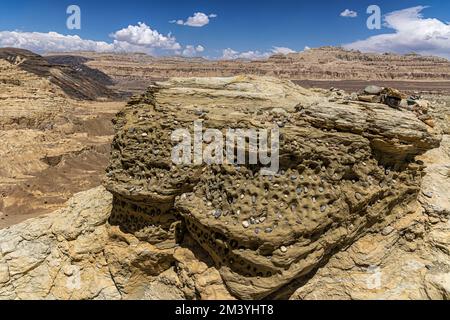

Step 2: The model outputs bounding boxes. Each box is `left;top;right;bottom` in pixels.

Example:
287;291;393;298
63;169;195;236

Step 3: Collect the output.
171;12;217;27
0;22;182;55
221;46;297;60
344;6;450;59
340;9;358;18
272;46;296;54
112;22;181;50
238;51;271;60
0;31;113;52
221;48;239;59
182;44;205;57
221;48;270;60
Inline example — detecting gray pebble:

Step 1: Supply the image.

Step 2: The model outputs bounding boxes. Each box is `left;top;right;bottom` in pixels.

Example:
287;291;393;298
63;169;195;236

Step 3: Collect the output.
213;209;222;219
423;191;433;199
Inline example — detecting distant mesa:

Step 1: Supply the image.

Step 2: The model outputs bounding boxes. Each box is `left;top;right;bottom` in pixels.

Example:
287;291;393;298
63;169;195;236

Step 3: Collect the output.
42;46;450;96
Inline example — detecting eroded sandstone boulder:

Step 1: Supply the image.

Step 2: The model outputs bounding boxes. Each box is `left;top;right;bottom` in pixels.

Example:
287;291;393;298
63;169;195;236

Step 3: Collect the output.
288;132;450;300
103;76;441;299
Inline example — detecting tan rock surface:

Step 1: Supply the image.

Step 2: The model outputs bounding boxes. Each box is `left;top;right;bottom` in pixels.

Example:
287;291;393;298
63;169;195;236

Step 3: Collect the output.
0;186;232;300
288;133;450;300
0;187;120;300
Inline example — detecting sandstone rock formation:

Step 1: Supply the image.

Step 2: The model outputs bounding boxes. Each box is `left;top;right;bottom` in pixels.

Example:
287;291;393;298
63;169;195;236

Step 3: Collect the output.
287;136;450;300
103;76;442;299
269;47;450;81
0;48;120;131
0;186;232;300
0;57;66;130
1;76;448;300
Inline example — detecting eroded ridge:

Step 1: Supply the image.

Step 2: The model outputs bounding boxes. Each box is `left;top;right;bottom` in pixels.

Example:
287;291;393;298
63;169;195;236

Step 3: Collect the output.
104;76;441;299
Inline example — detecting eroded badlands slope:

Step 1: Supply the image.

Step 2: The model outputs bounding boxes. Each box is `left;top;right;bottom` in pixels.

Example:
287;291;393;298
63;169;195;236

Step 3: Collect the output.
103;76;442;299
0;48;124;228
0;48;116;101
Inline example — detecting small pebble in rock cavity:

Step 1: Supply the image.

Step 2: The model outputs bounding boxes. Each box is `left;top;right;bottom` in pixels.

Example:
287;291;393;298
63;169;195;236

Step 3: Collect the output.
423;191;433;199
213;210;222;219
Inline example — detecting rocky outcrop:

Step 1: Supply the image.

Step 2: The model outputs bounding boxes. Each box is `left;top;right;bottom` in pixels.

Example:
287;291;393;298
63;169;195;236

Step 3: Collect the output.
0;76;448;300
0;187;121;300
0;55;123;226
103;76;441;299
0;186;233;300
286;134;450;300
0;48;119;130
271;47;450;81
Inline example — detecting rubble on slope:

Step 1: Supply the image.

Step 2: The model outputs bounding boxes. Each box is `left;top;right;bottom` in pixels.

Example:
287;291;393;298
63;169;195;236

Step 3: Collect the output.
350;85;436;128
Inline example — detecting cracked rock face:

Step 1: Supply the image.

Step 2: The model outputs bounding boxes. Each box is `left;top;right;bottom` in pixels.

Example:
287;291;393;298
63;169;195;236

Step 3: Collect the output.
0;186;233;300
104;76;440;299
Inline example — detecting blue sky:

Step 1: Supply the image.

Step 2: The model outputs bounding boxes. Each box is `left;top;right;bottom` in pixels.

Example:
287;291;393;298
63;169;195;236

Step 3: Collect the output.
0;0;449;59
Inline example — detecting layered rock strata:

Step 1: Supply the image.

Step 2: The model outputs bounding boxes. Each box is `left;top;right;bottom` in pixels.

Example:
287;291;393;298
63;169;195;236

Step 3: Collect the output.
48;47;450;87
